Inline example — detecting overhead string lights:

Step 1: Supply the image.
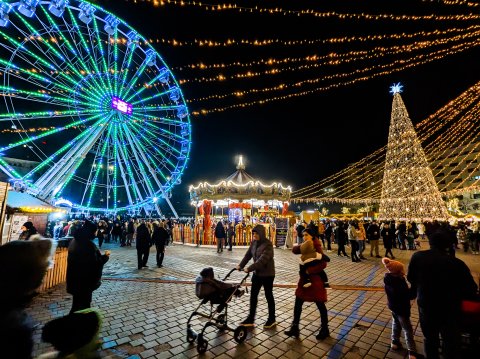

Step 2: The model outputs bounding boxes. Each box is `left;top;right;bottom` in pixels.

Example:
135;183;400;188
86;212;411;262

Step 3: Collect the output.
131;0;480;22
159;26;480;49
190;35;480;115
181;27;480;87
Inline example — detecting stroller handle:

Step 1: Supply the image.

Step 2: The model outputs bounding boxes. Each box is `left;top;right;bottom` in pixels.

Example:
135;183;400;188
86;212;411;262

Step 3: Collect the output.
223;267;250;283
223;267;239;281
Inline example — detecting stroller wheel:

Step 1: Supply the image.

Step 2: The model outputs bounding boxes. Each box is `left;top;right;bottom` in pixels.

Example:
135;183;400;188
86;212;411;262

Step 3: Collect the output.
186;328;197;343
197;338;208;354
234;325;247;343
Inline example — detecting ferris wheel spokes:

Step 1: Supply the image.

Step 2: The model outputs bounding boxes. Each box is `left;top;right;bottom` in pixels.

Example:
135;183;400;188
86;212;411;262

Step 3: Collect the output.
22;117;107;181
122;122;178;217
0;114;101;153
33;118;109;200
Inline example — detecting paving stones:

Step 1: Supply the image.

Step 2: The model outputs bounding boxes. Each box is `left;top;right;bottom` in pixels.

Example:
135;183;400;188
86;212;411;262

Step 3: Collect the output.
26;242;479;358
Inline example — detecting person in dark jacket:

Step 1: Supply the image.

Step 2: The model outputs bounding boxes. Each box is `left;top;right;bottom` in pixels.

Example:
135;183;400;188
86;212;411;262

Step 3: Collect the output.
135;221;152;269
227;222;235;251
67;220;110;314
215;220;226;253
285;228;330;340
152;221;169;267
407;229;478;359
382;258;417;359
381;222;395;259
18;221;37;240
0;237;53;359
335;221;349;257
367;221;381;258
236;224;276;328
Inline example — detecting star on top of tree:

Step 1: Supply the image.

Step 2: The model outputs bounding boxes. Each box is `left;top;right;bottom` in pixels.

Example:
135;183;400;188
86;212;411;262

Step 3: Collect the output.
390;82;403;94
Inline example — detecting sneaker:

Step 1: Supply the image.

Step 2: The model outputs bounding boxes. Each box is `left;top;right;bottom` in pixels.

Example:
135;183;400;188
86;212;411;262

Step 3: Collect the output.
263;319;277;329
240;318;255;327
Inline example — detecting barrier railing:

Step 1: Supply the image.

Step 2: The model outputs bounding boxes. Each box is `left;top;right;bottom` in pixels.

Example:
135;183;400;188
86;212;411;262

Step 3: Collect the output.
39;247;68;292
172;224;292;247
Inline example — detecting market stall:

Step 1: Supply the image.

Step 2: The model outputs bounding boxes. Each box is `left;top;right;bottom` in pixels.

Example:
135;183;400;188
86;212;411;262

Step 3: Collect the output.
1;190;66;244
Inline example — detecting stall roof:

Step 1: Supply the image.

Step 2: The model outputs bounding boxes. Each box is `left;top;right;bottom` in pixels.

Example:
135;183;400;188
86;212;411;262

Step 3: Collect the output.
7;191;56;210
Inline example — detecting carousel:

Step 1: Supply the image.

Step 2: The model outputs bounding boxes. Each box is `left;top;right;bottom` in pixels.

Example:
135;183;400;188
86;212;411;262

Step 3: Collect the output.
187;156;292;246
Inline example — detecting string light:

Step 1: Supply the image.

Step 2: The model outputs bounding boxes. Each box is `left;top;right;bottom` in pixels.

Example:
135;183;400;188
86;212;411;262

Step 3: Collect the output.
191;37;480;115
131;0;480;22
160;26;480;49
181;28;480;86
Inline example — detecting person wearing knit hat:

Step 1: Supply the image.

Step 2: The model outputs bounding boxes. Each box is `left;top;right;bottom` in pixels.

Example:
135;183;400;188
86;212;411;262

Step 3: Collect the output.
236;224;276;329
382;257;418;359
299;240;330;288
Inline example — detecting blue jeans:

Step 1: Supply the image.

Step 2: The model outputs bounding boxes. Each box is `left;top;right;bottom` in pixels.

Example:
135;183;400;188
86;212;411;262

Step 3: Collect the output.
391;311;416;352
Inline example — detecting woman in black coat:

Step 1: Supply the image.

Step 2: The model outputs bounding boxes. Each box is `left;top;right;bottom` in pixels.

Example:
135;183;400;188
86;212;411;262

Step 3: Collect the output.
152;221;169;267
136;222;152;269
67;221;109;314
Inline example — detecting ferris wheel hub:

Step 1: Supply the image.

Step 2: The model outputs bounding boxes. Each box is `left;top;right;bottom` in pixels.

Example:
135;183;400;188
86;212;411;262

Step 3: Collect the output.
111;97;132;115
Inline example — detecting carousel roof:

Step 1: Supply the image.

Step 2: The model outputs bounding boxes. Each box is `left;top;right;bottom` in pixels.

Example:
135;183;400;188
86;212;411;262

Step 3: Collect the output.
189;156;292;205
225;157;256;185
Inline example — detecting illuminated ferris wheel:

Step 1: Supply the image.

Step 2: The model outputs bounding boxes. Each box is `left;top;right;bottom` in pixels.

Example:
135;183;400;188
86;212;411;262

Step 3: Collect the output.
0;1;191;216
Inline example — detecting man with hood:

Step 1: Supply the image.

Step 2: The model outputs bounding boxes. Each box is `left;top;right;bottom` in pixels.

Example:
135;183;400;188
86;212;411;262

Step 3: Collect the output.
67;220;110;314
236;224;277;328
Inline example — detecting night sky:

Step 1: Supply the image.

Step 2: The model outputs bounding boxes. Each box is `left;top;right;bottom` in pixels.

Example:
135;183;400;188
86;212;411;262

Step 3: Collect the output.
90;0;480;215
5;0;480;215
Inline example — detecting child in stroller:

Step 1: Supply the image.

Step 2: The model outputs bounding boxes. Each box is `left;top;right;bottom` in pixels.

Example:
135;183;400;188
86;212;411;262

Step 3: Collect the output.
195;267;244;309
188;267;249;354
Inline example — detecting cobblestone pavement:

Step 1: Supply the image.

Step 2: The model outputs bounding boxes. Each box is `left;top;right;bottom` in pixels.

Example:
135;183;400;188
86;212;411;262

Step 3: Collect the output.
28;240;480;358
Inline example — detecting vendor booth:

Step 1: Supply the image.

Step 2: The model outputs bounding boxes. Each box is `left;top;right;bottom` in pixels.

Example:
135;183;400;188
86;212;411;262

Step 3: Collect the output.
1;190;66;244
186;156;292;247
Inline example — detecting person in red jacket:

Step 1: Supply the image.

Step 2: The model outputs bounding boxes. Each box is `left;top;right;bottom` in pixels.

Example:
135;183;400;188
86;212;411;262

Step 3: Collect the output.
285;227;329;340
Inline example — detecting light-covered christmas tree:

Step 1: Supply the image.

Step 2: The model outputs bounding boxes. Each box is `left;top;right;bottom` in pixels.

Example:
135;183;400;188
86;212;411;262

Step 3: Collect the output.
379;84;448;221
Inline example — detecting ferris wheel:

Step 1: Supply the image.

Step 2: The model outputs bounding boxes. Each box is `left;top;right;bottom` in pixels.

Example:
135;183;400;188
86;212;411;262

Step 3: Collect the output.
0;1;191;217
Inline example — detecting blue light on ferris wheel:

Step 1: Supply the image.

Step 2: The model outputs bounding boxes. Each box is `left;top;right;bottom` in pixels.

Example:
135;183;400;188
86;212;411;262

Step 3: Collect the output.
48;0;69;17
18;0;40;18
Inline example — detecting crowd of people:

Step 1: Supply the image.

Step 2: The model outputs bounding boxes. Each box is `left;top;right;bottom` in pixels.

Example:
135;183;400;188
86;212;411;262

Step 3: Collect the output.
3;214;479;358
294;218;480;261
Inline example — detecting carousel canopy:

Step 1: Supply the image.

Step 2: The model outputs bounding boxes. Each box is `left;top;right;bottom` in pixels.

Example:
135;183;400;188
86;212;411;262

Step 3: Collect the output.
189;156;291;206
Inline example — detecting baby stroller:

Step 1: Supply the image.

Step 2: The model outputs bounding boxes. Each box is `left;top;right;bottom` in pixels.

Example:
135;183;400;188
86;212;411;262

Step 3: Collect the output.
187;267;249;354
